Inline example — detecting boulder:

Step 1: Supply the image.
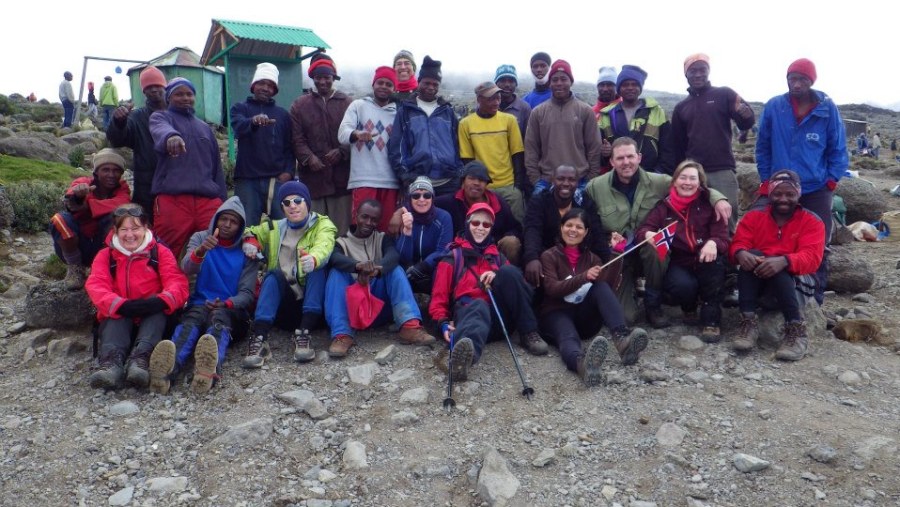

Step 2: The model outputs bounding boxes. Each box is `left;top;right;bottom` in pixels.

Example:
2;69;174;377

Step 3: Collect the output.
836;178;888;223
735;164;761;212
0;132;70;163
830;223;856;246
60;130;106;149
828;246;875;293
25;283;95;330
759;299;826;348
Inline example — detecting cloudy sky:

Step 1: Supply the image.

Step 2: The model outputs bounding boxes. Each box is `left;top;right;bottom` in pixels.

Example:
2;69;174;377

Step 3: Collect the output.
5;0;897;109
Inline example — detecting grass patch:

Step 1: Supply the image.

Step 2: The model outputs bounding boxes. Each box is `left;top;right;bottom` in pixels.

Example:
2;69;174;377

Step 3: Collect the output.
0;154;84;185
42;254;67;280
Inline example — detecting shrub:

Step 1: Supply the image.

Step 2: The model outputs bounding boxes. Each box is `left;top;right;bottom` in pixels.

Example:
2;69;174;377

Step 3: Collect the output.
41;254;67;280
0;94;19;116
6;180;66;233
69;146;85;168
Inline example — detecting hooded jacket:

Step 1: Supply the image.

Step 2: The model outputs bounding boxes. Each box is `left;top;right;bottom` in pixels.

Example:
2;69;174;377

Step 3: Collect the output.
245;212;337;288
429;238;506;323
230;96;295;179
149;107;227;199
182;196;257;309
388;94;463;186
86;231;189;321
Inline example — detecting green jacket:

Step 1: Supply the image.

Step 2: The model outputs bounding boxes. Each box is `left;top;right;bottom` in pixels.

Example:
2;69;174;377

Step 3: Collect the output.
99;82;118;107
584;167;726;234
598;97;674;173
245;213;337;286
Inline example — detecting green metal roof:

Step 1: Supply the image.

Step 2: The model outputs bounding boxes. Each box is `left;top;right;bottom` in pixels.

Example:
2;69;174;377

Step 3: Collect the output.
216;19;330;49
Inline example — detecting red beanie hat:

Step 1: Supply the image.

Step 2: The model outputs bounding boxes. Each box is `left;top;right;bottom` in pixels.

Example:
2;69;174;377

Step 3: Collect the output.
549;59;574;82
308;58;340;80
373;66;398;88
140;66;167;91
787;58;816;84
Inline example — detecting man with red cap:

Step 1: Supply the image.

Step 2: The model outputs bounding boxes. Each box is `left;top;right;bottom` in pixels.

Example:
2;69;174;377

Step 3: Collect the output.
755;58;848;305
524;59;603;195
338;66;401;232
291;54;353;235
107;66;168;220
230;62;295;226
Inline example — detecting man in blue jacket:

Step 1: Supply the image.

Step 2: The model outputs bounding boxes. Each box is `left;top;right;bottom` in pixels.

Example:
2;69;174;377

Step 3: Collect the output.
230;63;295;226
755;58;848;304
388;55;463;197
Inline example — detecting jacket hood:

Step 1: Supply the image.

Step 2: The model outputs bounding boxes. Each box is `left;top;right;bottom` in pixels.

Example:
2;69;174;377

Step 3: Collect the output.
209;195;247;238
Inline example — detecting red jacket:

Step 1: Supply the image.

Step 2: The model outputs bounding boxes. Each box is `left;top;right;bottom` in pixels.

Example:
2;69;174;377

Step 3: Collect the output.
429;238;506;323
729;206;824;275
65;177;131;237
85;233;189;321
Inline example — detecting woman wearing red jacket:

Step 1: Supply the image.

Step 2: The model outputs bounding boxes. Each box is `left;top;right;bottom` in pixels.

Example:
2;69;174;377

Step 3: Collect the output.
636;160;729;342
428;202;547;382
85;204;189;390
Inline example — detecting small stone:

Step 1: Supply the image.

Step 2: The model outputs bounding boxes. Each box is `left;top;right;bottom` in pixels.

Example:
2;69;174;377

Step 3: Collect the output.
7;322;26;334
685;371;709;383
109;401;139;417
807;445;838;464
374;344;397;365
814;488;826;500
758;410;773;420
399;387;429;405
391;411;419;426
318;469;337;483
860;488;877;500
22;347;35;364
606;370;627;384
851;293;873;303
477;448;520;506
801;472;823;482
343;441;368;470
601;485;618;501
743;372;763;381
656;422;688;447
347;362;378;386
146;476;188;493
630;501;658;507
838;370;862;386
732;453;770;473
671;355;698;369
640;366;670;383
677;335;704;351
531;449;555;468
108;486;134;506
276;390;329;420
638;415;651;425
388;368;415;383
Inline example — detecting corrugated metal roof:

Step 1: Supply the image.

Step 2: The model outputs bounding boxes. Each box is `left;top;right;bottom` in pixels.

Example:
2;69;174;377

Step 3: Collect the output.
216;19;330;49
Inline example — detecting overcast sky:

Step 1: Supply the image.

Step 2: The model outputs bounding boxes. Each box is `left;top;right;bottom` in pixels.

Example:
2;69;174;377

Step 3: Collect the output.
6;0;898;109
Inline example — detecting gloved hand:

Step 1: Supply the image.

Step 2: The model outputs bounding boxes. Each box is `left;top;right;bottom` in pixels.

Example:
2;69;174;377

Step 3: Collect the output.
242;242;259;258
300;253;316;274
118;297;166;317
405;261;432;282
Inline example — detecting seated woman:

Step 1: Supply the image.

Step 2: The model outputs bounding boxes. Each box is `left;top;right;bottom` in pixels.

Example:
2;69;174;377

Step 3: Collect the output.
540;209;649;386
429;202;548;382
85;204;189;390
393;177;454;293
635;160;729;342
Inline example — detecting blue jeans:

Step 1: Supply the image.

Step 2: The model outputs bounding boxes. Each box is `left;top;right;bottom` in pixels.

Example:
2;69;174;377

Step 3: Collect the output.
325;266;421;339
62;99;75;127
234;177;286;227
254;268;326;326
102;105;115;130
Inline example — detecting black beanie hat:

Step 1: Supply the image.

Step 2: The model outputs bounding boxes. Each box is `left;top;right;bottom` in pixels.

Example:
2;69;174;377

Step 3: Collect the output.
530;52;552;66
418;55;442;82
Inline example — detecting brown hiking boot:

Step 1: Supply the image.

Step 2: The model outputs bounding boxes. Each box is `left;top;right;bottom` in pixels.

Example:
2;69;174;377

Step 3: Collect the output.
398;325;437;346
732;313;759;352
241;334;270;369
149;340;176;395
89;350;125;390
700;326;722;344
576;336;608;387
776;320;809;361
294;328;316;362
328;334;355;358
191;334;220;394
450;337;474;382
610;327;649;366
125;349;151;388
64;264;86;290
646;306;671;329
520;331;549;356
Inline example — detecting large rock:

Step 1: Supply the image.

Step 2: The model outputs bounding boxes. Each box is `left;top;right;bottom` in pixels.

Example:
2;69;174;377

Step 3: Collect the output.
836;178;888;223
25;283;94;330
735;164;761;211
476;448;520;507
0;132;69;163
759;299;827;348
60;130;106;150
827;246;875;293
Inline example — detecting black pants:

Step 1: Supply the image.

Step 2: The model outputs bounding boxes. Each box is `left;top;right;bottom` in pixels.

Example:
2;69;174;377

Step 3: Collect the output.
539;281;624;371
738;269;801;322
452;265;537;362
99;313;167;359
663;259;725;326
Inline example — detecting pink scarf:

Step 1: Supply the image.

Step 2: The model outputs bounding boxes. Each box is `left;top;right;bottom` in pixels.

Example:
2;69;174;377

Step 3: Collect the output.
667;186;700;213
397;76;418;93
563;245;580;270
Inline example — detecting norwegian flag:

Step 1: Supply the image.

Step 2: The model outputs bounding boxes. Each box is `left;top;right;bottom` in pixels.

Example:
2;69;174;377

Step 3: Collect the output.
651;222;678;261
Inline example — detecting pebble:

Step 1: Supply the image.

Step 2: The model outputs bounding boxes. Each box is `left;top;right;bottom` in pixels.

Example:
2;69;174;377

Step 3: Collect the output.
388;368;415;383
639;366;671;383
655;422;688;448
601;485;618;501
347;363;378;386
758;410;773;420
275;390;328;420
109;401;139;417
851;293;873;303
814;488;826;500
685;371;709;383
677;335;704;351
732;453;770;473
671;355;698;369
391;411;419;426
318;469;337;482
630;501;658;507
146;476;188;493
22;347;35;364
108;486;133;506
532;449;555;467
374;344;396;365
807;444;838;464
343;441;368;470
838;370;862;386
399;387;429;405
606;370;627;384
7;321;26;334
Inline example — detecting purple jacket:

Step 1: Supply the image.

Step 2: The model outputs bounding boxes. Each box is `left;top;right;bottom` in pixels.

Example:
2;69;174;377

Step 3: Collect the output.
149;106;226;199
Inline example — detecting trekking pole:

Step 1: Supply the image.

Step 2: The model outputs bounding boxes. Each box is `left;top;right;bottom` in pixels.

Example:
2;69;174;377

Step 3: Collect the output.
486;287;534;400
442;334;456;410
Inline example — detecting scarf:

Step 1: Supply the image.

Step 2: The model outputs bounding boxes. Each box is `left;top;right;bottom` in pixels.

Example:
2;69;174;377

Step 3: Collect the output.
463;228;493;256
406;197;436;226
397;76;418;93
667;186;700;213
563;245;580;270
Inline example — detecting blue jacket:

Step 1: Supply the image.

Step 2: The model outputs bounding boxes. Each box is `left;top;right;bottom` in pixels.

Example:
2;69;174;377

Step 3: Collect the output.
230;97;295;179
182;196;257;310
149;106;227;199
395;206;454;268
388;94;463;186
756;90;848;194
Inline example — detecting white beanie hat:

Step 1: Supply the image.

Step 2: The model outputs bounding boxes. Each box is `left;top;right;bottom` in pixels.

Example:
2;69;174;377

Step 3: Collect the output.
251;62;279;93
597;66;618;85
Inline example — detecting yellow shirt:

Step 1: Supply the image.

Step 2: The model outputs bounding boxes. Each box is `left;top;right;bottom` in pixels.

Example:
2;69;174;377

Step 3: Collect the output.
458;111;524;188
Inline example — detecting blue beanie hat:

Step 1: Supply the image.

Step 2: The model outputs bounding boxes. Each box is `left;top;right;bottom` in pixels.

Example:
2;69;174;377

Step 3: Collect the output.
277;180;311;206
494;64;517;85
616;65;648;92
165;77;196;102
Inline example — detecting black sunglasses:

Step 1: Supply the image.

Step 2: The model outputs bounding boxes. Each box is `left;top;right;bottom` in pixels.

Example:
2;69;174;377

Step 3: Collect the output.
113;207;145;218
469;219;492;228
281;197;305;207
410;192;433;200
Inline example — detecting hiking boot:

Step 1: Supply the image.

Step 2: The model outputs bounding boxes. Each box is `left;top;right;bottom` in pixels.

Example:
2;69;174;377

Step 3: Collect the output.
191;334;220;394
700;326;722;344
125;350;151;388
328;334;354;358
520;331;549;356
450;337;474;382
610;327;649;366
645;306;671;329
149;340;176;395
722;289;739;308
775;320;809;361
293;328;316;363
89;350;125;390
398;325;437;346
732;313;759;352
577;336;609;387
241;335;270;369
64;264;86;290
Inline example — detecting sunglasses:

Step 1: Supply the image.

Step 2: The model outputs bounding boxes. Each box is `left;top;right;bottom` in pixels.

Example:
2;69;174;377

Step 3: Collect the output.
281;197;305;207
469;219;492;229
410;192;433;200
113;207;145;218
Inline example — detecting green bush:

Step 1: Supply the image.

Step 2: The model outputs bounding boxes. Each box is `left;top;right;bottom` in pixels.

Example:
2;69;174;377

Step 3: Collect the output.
69;146;85;168
42;254;66;280
0;94;19;116
6;180;67;232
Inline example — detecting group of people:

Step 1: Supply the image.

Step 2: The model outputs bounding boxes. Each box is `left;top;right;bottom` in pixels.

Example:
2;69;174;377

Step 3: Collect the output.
58;72;120;129
53;49;845;394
